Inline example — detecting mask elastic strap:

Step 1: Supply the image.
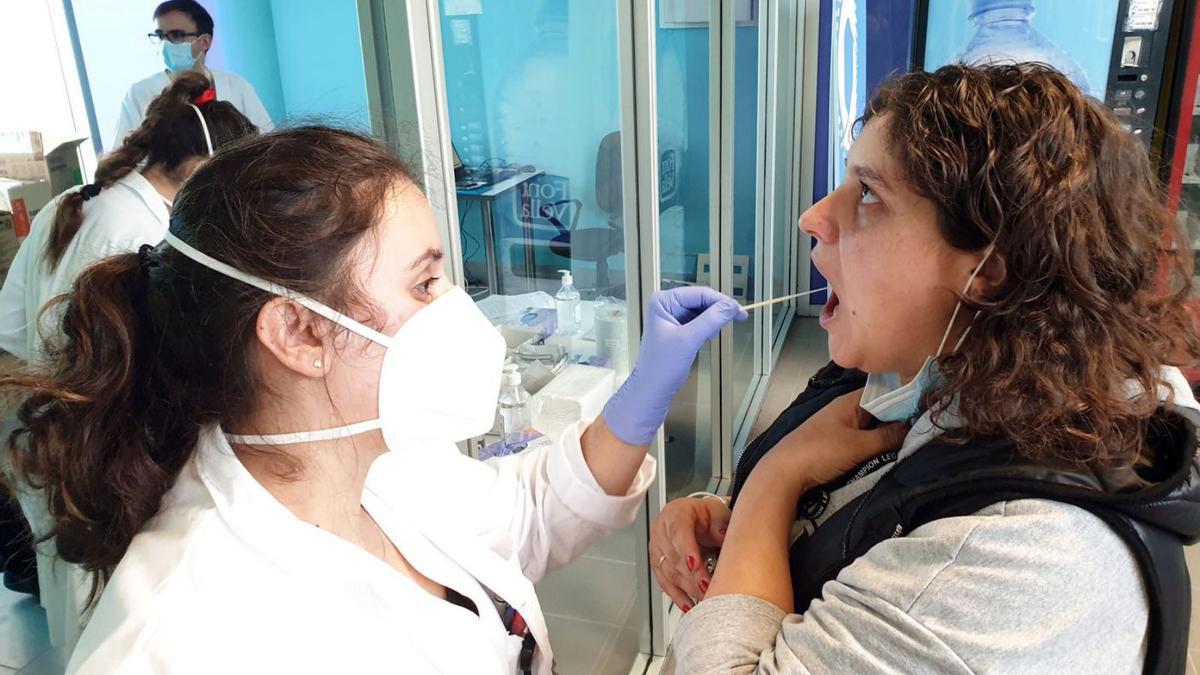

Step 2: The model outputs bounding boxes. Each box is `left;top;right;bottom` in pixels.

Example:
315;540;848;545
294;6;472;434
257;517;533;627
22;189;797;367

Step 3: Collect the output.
936;243;995;357
227;419;383;446
188;103;214;156
162;231;394;346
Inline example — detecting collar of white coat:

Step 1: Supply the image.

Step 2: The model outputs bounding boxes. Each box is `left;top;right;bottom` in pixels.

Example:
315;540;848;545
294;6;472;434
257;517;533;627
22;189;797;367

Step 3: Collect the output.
898;365;1200;461
365;450;554;671
111;171;171;227
194;425;553;672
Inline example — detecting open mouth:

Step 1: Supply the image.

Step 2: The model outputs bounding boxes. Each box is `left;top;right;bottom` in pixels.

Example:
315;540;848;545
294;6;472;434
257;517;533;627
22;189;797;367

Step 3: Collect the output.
819;288;840;328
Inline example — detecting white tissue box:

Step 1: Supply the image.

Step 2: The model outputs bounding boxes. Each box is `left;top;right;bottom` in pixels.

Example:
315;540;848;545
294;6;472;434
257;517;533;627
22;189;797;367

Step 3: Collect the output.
531;364;616;439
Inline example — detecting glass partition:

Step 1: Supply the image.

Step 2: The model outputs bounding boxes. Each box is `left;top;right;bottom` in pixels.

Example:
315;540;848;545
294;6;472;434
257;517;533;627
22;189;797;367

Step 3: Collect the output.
438;3;642;673
656;2;714;500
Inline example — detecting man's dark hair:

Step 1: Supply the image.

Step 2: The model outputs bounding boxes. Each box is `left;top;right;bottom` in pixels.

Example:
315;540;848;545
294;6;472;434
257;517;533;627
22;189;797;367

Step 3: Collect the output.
153;0;215;38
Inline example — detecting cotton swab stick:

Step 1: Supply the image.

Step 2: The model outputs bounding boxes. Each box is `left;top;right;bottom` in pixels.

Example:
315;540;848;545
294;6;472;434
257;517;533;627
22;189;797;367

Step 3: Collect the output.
740;287;829;312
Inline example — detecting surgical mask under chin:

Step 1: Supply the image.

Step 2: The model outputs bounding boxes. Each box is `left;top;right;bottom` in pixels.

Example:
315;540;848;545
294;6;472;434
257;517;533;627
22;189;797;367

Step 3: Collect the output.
859;245;995;423
161;231;506;449
162;41;197;72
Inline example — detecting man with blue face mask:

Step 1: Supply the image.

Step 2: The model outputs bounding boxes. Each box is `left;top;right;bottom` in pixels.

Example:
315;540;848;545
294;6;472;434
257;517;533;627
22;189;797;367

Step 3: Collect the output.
110;0;272;151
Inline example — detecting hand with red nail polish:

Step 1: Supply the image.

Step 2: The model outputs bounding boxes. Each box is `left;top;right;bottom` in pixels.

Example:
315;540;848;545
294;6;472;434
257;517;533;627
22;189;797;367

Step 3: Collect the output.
649;494;732;610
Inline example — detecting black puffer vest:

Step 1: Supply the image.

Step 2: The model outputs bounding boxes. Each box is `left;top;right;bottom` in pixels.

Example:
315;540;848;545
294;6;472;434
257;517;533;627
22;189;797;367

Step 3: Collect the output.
730;362;1199;675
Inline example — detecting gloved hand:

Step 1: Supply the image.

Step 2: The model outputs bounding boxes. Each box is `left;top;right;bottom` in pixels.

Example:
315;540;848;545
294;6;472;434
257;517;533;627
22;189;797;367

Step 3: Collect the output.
603;287;747;446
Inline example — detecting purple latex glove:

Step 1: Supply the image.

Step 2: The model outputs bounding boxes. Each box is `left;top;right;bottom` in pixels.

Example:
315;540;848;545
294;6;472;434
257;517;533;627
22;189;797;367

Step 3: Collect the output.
602;287;748;446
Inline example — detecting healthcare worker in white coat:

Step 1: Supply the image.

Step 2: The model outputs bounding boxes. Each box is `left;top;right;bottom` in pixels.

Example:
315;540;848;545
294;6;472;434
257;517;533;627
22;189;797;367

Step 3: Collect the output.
111;0;271;151
0;71;255;653
1;124;746;674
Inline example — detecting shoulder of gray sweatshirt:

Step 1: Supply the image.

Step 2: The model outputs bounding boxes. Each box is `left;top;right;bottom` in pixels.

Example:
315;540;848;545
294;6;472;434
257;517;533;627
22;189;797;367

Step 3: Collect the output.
666;367;1200;674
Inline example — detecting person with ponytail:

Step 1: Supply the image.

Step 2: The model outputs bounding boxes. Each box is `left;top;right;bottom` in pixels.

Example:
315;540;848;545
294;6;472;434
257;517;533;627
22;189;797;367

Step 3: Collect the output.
0;71;255;366
0;126;741;673
0;70;254;654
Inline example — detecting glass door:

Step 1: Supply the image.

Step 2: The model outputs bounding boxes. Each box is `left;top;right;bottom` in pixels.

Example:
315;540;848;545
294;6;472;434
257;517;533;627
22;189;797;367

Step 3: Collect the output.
436;3;643;674
411;0;809;667
728;2;763;446
656;1;714;501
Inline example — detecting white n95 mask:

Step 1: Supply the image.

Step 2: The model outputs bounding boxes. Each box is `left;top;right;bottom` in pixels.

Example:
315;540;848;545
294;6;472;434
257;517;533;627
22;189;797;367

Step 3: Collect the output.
860;244;995;423
162;231;506;449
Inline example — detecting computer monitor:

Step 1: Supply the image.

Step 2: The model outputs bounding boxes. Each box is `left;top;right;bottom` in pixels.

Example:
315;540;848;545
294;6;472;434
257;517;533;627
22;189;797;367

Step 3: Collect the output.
451;142;466;181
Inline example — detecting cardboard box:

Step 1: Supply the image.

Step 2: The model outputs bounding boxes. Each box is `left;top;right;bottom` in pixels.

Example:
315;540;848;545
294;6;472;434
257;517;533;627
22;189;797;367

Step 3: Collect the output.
0;131;87;196
0;178;53;237
0;211;19;286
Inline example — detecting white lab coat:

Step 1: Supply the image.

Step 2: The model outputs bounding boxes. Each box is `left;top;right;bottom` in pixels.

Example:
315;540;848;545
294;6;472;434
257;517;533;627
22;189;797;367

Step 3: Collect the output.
67;422;655;674
0;170;170;654
111;69;273;150
0;171;170;365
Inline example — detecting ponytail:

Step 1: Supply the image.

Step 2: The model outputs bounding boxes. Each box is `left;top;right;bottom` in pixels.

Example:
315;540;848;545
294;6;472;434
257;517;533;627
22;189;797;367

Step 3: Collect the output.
3;126;409;608
4;247;207;605
44;71;256;269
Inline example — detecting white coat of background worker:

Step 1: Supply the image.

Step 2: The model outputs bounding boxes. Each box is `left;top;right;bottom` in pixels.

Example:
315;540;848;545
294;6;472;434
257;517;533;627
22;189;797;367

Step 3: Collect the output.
0;71;256;654
111;0;271;151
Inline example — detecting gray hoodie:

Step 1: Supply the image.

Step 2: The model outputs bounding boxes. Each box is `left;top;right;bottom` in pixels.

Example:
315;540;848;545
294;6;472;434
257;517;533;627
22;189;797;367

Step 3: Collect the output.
665;367;1199;674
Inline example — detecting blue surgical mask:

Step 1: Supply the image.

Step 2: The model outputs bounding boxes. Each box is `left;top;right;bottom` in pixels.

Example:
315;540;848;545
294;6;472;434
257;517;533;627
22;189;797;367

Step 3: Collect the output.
162;41;197;72
859;244;996;423
860;363;939;423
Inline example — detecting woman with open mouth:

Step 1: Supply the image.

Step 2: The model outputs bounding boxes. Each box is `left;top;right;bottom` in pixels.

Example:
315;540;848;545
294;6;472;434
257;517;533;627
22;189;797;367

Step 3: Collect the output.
651;63;1200;673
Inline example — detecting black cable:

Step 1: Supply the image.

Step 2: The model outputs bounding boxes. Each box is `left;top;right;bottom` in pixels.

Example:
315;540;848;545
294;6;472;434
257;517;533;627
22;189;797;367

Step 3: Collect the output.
459;200;481;261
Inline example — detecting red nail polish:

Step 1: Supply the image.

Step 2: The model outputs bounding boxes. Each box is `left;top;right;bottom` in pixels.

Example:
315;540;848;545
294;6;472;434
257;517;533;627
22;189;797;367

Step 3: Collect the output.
699;579;709;593
686;556;696;571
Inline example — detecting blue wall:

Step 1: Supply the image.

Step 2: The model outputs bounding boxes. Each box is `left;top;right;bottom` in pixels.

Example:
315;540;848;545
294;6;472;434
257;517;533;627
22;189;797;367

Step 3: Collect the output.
270;0;371;130
206;0;286;122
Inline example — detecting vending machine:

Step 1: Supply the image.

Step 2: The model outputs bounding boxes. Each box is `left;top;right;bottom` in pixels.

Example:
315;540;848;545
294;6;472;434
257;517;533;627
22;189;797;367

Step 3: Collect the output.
919;0;1189;154
1157;3;1200;381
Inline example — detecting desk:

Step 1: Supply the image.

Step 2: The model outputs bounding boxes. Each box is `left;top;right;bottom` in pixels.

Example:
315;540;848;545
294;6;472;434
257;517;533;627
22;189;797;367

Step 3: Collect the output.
456;171;543;295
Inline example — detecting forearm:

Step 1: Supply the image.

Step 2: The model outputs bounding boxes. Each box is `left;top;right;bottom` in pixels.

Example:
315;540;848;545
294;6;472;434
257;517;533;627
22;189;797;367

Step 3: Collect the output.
580;415;650;496
705;460;809;613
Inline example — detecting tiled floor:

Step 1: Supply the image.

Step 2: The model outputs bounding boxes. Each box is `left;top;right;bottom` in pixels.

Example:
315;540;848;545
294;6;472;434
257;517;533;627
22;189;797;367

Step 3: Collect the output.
747;317;830;443
0;586;65;674
536;519;644;675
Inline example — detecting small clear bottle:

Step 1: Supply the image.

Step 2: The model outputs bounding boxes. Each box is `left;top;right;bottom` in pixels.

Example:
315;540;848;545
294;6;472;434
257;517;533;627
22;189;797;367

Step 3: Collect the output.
497;363;533;452
593;295;629;375
554;269;582;336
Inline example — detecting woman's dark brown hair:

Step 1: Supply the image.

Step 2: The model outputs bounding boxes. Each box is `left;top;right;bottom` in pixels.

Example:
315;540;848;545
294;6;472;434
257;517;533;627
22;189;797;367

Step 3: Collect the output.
4;127;420;604
860;63;1200;471
44;71;255;268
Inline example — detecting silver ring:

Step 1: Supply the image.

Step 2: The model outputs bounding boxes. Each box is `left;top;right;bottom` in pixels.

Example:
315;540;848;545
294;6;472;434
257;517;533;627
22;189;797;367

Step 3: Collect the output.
657;554;667;570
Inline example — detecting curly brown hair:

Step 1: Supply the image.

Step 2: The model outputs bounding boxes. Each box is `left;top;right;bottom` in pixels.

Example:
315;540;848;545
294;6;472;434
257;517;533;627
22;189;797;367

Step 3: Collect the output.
860;63;1200;472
